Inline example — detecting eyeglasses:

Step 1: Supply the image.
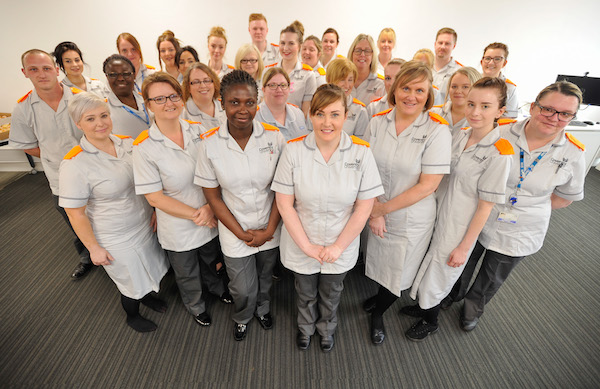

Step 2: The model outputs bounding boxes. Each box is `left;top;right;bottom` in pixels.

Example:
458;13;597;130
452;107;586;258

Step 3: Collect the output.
106;72;134;79
353;49;373;56
535;101;576;122
240;59;258;65
266;83;289;90
190;79;213;86
147;94;182;104
482;56;505;63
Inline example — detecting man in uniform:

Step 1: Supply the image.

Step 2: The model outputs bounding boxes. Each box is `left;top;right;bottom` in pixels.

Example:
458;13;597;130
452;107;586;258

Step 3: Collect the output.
433;27;463;101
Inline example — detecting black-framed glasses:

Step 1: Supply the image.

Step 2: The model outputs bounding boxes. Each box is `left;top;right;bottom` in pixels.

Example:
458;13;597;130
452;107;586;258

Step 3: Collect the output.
353;48;373;56
482;56;505;63
106;72;134;79
190;79;213;86
240;59;259;64
147;94;182;104
265;83;289;90
535;101;576;122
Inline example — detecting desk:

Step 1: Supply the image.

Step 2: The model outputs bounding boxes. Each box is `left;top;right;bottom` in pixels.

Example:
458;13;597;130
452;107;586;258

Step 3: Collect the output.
565;124;600;174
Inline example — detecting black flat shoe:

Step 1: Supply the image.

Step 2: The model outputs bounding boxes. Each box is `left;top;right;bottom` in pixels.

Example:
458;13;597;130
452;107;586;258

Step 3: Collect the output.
194;311;211;326
296;332;311;350
320;335;334;353
370;316;385;345
71;262;93;280
363;295;377;313
234;323;247;341
257;313;273;330
219;292;233;304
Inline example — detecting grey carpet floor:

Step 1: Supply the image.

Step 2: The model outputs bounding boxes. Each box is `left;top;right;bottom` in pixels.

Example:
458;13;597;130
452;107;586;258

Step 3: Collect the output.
0;171;599;389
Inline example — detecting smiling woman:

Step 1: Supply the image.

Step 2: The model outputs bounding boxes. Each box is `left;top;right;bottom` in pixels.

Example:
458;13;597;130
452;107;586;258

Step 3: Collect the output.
156;30;181;80
348;34;385;105
181;62;226;129
52;41;109;98
208;26;234;80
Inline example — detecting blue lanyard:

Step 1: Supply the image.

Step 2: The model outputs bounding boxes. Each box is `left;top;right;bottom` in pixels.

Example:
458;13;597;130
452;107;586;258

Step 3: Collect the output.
121;103;150;126
509;148;546;205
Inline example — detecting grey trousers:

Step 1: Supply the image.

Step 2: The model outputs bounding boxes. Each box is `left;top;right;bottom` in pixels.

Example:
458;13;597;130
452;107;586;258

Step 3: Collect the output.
166;237;221;316
52;194;91;265
462;242;524;321
293;271;348;337
224;247;278;324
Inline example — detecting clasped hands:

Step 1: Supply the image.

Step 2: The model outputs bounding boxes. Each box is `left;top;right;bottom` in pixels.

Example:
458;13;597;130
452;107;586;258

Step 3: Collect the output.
192;205;217;228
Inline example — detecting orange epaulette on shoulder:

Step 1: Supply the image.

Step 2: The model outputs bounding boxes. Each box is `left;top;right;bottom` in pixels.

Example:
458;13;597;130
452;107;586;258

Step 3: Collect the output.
432;104;443;108
286;102;299;108
432;85;439;90
265;63;277;68
455;60;464;67
17;90;32;103
429;111;449;125
494;138;514;155
262;122;279;131
227;64;235;69
184;120;202;125
353;98;366;107
91;78;98;81
461;127;470;131
336;54;345;59
351;135;370;147
497;118;517;126
200;127;219;140
373;108;392;117
302;64;313;71
505;78;517;87
133;130;150;145
70;87;83;94
113;134;131;139
317;67;326;76
271;42;279;47
64;145;83;160
565;132;585;151
377;73;384;80
287;134;307;144
145;64;155;70
370;96;384;103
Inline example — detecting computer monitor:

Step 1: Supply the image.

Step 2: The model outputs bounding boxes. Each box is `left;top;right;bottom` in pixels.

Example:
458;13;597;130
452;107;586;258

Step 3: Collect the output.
556;75;600;106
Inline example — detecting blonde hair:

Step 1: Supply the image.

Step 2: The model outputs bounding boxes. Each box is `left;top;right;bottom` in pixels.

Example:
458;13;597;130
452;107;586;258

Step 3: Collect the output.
347;34;378;74
303;36;323;56
326;58;357;84
378;28;396;44
413;49;434;69
68;92;109;124
249;13;267;23
447;66;482;103
536;81;583;107
388;60;435;111
235;44;264;80
436;27;457;43
208;26;228;44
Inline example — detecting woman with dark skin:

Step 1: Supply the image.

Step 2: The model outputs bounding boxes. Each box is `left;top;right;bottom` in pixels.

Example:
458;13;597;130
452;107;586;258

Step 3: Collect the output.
195;70;285;342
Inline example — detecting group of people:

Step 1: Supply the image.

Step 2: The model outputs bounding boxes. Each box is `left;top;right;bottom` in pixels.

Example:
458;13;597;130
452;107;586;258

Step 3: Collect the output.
9;16;586;353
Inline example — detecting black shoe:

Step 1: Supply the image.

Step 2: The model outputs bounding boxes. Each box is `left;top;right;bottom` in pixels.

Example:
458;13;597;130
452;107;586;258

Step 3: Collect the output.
441;296;454;310
220;292;233;304
363;295;377;313
71;262;93;280
257;313;273;330
370;316;385;345
320;335;334;353
234;323;247;341
461;317;479;332
126;314;157;333
399;304;425;318
194;311;211;326
141;294;167;313
405;319;439;342
296;332;311;350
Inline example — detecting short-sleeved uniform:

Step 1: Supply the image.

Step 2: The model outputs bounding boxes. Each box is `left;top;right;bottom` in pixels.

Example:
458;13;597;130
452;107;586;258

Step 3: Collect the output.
499;73;519;118
181;97;227;130
410;125;513;309
351;73;385;107
479;120;586;256
9;87;83;195
272;131;384;275
430;101;468;135
62;76;110;98
433;58;462;102
132;120;216;252
134;64;156;93
194;120;285;258
106;91;152;139
312;62;327;87
209;61;234;80
59;134;168;299
365;110;452;296
262;42;280;66
343;98;370;139
267;61;317;108
255;102;308;141
366;95;389;119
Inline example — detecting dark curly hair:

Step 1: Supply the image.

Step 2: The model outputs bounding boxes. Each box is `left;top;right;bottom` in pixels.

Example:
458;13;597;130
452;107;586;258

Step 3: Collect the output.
219;69;258;102
102;54;135;75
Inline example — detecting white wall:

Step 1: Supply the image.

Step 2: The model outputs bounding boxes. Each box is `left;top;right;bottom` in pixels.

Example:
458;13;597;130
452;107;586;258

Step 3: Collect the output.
3;0;600;120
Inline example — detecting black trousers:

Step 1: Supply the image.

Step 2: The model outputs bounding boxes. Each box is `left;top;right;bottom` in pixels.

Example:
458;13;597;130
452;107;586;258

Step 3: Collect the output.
52;194;91;265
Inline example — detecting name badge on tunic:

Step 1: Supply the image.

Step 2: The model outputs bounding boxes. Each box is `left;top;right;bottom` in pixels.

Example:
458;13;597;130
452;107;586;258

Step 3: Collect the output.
497;212;518;224
290;81;295;92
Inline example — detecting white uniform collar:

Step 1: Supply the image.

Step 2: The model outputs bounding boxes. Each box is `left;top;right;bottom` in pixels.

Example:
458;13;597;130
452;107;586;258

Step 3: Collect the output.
510;119;567;153
147;119;196;150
